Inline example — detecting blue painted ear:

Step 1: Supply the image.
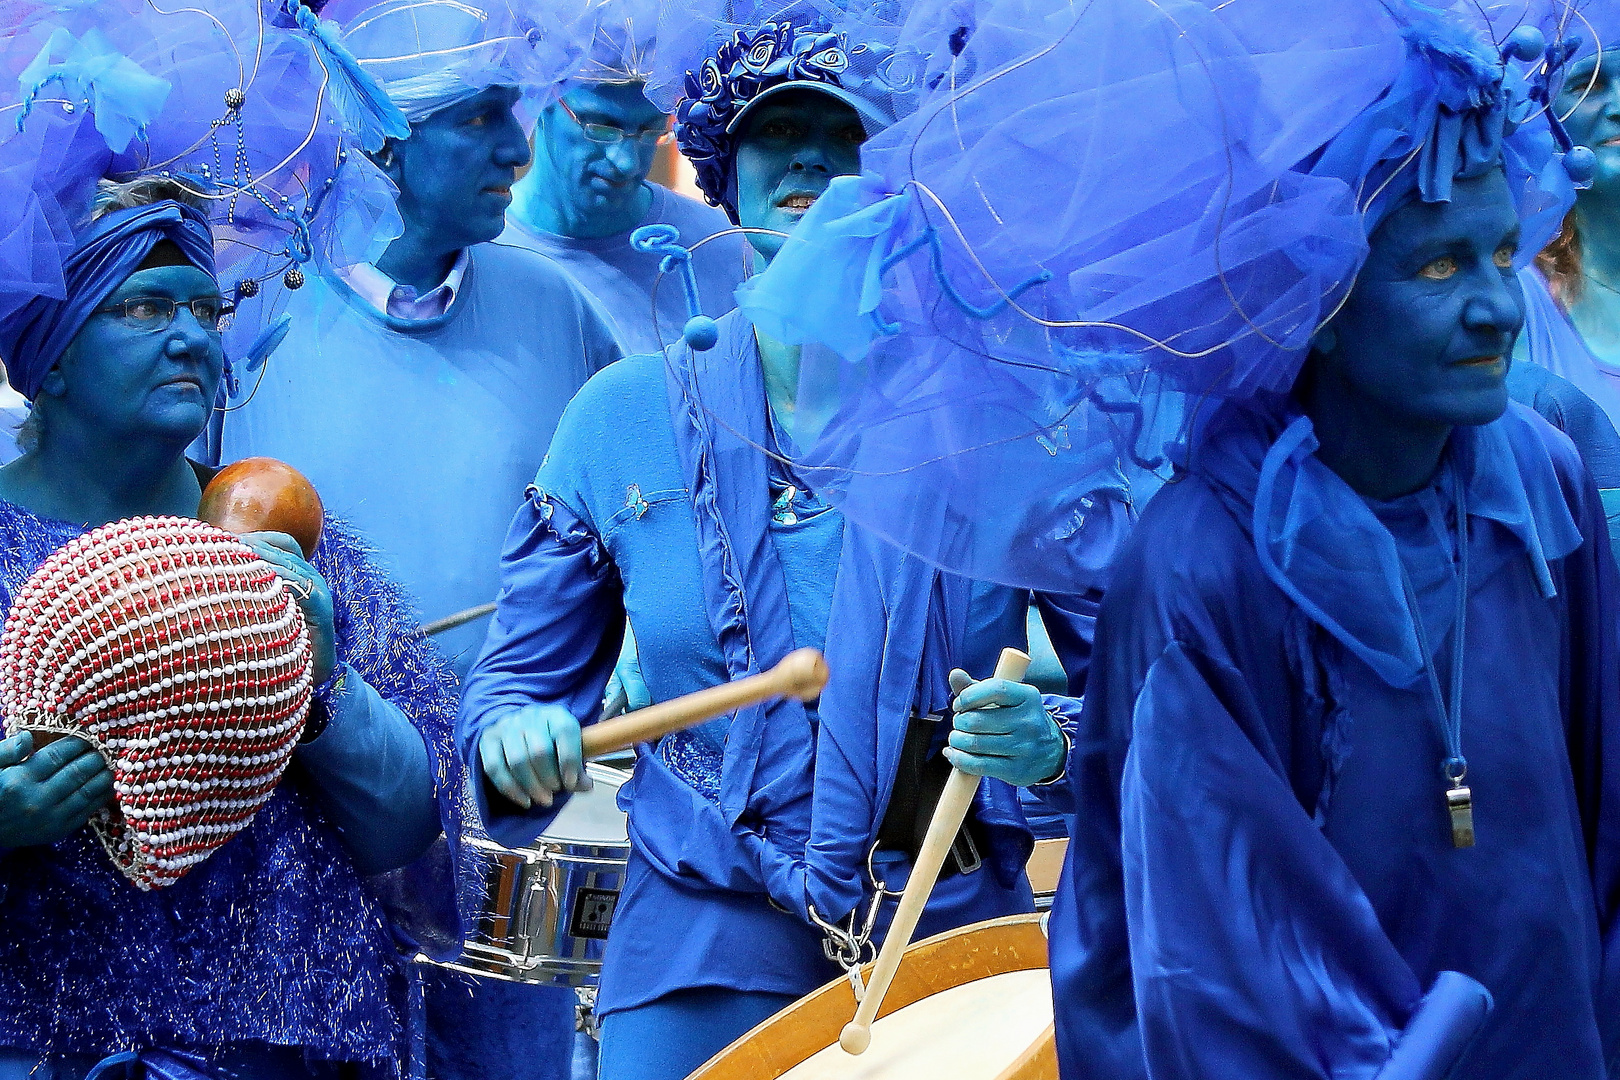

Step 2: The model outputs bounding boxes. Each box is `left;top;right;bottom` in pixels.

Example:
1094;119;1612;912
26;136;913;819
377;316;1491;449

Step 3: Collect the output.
630;224;719;351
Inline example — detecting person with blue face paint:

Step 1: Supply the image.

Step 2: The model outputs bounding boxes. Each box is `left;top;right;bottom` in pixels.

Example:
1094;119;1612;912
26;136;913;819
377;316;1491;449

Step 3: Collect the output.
218;6;621;1080
1528;32;1620;402
501;5;752;359
220;2;621;681
0;175;475;1080
455;15;1097;1080
1037;11;1620;1079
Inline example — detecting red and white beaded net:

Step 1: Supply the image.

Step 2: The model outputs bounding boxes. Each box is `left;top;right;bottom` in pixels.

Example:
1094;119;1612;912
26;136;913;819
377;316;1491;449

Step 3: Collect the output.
0;517;313;890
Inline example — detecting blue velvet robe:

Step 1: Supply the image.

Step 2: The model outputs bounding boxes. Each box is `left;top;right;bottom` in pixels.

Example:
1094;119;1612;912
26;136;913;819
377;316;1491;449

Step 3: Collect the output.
0;503;470;1079
1049;395;1620;1078
459;311;1093;1019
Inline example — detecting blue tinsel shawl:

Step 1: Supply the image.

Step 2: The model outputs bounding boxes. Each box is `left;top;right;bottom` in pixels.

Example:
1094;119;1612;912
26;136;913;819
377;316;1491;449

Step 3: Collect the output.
0;502;467;1076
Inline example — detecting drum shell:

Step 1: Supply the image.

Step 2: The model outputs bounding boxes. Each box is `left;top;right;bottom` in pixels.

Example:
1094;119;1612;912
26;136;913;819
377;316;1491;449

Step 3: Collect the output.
426;763;629;988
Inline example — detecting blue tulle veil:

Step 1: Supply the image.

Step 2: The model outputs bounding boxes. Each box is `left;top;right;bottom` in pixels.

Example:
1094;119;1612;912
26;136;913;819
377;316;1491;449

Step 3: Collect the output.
721;0;1596;592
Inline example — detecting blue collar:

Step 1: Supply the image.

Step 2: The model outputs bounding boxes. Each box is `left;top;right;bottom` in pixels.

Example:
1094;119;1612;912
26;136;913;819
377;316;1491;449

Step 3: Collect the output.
1201;395;1584;687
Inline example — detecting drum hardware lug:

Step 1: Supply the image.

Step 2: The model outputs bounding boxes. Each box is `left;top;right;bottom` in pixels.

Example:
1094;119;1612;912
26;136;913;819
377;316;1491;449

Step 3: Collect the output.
575;985;601;1039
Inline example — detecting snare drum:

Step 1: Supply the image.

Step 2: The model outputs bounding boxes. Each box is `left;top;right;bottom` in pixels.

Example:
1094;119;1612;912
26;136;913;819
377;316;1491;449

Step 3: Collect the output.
427;762;630;988
690;914;1056;1080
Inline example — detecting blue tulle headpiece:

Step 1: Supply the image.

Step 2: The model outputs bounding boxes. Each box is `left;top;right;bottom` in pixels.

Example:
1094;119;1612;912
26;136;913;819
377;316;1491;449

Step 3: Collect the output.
0;0;410;389
560;0;662;87
328;0;580;124
1308;1;1581;256
721;0;1593;593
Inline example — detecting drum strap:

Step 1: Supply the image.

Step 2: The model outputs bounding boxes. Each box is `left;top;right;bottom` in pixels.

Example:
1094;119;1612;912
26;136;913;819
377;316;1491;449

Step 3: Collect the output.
876;714;982;879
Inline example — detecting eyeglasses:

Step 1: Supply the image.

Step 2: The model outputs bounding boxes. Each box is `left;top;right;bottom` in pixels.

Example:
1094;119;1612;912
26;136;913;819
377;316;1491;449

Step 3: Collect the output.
92;296;236;333
556;98;668;146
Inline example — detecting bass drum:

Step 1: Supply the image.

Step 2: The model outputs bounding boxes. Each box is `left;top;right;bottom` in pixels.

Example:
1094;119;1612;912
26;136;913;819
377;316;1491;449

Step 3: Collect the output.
690;914;1056;1080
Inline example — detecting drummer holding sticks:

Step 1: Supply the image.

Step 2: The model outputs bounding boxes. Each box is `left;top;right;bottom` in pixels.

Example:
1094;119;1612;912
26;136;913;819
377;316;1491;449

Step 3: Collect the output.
456;12;1094;1080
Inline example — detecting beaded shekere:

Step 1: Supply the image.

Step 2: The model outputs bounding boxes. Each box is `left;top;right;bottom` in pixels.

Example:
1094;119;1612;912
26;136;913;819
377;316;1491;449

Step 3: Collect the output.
0;516;313;889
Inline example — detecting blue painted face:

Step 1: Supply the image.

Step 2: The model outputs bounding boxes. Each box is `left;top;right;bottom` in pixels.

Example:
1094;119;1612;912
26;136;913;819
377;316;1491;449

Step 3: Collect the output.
1557;48;1620;196
530;82;666;221
388;85;532;250
1318;169;1523;429
733;88;866;262
39;264;225;443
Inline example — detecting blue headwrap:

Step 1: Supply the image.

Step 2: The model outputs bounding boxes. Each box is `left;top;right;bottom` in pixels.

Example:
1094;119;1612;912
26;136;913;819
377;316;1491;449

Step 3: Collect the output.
0;200;215;401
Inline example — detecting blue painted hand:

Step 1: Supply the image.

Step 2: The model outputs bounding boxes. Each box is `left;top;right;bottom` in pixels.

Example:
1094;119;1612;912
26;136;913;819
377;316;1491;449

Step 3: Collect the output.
944;667;1065;788
0;731;114;848
478;702;594;810
240;531;336;687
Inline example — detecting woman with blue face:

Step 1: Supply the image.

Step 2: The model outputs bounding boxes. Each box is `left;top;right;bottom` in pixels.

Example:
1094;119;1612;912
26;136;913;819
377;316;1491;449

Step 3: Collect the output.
457;19;1095;1080
0;181;471;1080
1045;22;1620;1080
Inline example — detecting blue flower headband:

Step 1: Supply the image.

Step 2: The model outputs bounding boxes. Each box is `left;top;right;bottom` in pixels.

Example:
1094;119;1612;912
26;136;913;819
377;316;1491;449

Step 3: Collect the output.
674;21;854;219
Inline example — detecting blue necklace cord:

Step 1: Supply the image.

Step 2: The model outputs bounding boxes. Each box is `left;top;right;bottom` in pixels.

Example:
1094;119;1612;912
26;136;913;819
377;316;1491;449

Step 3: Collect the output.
1396;458;1473;847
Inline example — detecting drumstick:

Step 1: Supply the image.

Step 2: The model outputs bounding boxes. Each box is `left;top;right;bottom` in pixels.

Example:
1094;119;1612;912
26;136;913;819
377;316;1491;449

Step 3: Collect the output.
580;647;829;759
839;647;1032;1056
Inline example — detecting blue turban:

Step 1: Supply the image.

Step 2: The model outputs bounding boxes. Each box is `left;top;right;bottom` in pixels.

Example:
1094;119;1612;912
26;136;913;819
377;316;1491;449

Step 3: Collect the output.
0;200;216;401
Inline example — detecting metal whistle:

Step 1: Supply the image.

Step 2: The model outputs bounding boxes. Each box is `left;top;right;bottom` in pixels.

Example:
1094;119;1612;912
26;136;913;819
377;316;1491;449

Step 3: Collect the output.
1446;785;1475;849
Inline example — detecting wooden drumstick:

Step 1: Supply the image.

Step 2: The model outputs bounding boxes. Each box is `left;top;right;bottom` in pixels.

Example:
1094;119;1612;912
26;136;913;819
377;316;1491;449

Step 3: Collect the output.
580;647;829;759
839;647;1032;1056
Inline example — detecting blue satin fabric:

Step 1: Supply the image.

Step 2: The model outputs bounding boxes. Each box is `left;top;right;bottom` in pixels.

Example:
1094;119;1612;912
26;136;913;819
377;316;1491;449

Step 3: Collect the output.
0;202;216;400
458;311;1091;1026
1049;393;1620;1078
0;504;469;1075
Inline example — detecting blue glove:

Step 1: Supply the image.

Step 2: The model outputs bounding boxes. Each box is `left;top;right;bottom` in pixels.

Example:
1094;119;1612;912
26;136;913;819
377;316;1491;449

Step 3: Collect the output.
241;531;336;686
945;668;1065;788
477;703;594;810
0;731;113;848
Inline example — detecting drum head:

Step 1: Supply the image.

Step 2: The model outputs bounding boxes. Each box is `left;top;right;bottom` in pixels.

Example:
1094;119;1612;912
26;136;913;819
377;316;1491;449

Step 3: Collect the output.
779;969;1051;1079
691;914;1056;1080
541;762;629;845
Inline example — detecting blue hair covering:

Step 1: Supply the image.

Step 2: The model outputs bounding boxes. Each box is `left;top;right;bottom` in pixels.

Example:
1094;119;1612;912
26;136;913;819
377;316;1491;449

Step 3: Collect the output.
717;0;1593;593
0;0;412;393
328;0;580;124
559;0;662;88
0;200;215;401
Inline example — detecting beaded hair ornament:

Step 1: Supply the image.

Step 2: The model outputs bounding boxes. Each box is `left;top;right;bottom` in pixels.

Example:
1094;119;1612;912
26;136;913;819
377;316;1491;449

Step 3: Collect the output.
0;518;313;890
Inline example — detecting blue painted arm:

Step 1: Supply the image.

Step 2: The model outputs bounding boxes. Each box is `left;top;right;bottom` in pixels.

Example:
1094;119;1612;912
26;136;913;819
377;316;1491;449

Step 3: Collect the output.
295;663;440;875
456;487;625;848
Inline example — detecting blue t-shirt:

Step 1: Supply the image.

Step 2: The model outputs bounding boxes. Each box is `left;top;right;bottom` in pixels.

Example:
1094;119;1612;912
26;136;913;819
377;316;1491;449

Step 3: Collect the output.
501;183;751;358
222;240;621;675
